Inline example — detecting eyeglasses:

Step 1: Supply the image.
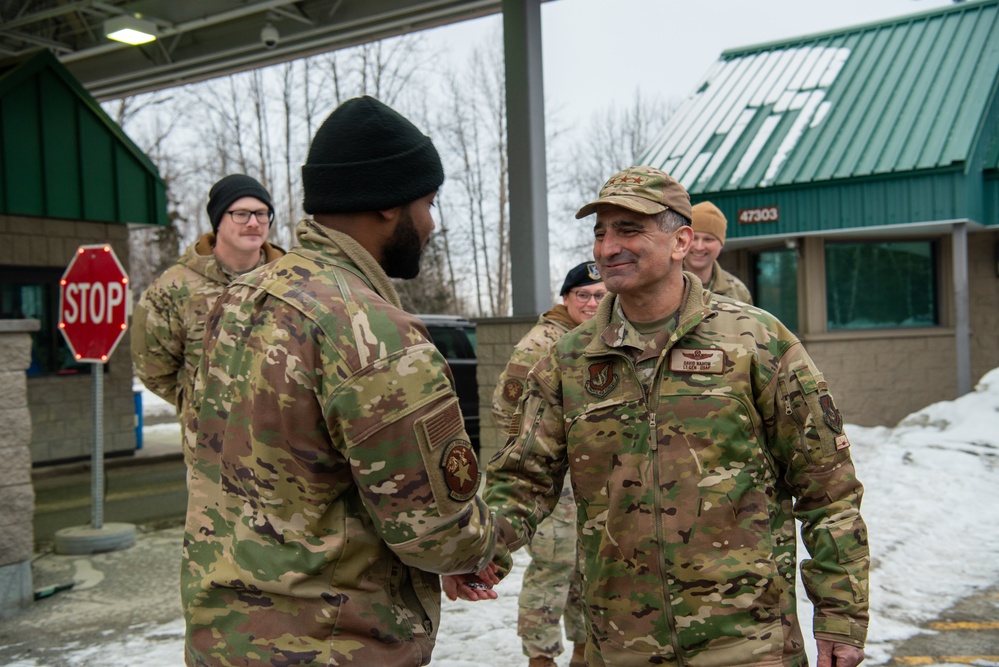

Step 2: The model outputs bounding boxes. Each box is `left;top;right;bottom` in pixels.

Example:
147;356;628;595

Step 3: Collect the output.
570;289;607;304
227;209;273;225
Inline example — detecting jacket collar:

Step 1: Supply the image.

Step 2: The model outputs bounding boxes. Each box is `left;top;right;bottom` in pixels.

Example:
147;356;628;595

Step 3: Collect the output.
585;272;714;357
294;219;402;309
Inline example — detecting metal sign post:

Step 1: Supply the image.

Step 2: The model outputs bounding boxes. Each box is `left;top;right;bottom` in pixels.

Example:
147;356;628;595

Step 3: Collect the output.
91;362;104;529
53;244;136;554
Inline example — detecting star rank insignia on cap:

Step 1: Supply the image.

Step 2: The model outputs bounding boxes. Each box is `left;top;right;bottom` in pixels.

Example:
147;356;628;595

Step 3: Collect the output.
440;440;479;501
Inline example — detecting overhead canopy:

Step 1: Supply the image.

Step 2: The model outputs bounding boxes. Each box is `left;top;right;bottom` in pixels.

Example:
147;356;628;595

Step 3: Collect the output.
1;0;555;314
0;0;515;101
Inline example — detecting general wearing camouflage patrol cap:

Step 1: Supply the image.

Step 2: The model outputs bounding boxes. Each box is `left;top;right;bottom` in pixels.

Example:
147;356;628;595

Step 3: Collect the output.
575;165;692;222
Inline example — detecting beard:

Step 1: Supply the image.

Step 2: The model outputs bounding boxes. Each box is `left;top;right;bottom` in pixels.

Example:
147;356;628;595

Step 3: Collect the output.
383;208;424;279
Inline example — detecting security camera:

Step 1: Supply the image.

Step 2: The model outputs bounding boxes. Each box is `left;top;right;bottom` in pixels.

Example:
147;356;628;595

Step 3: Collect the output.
260;23;279;49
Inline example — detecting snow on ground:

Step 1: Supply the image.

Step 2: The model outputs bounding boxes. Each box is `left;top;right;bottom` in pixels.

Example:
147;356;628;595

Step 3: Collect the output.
135;382;176;422
10;371;999;666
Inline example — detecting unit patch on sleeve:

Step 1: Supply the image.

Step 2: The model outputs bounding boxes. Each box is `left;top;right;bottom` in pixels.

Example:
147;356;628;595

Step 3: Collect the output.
668;348;725;374
502;378;524;403
440;440;480;501
819;393;844;433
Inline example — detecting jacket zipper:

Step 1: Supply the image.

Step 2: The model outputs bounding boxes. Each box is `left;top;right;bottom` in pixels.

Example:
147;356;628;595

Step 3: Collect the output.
646;355;684;662
515;406;547;476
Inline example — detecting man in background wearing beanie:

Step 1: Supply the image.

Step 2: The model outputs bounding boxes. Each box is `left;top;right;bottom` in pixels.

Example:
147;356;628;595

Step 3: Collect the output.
183;96;497;667
683;200;753;303
492;260;605;667
132;173;284;469
448;165;870;667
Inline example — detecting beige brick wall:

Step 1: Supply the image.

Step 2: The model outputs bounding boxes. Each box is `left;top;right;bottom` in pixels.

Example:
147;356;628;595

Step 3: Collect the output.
475;316;538;463
2;215;136;464
802;330;957;427
0;320;38;617
969;230;999;386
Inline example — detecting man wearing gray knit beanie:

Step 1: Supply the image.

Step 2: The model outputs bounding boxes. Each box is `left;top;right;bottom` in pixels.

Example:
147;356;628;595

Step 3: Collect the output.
183;96;496;667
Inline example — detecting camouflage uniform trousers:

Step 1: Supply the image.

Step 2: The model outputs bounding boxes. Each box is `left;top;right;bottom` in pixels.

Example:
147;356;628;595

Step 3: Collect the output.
518;482;586;658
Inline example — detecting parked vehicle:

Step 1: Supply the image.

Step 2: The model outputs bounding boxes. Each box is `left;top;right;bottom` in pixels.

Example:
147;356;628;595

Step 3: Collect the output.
417;315;479;455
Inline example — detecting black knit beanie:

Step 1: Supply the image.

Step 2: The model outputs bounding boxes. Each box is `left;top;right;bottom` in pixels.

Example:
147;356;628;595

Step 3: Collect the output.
206;174;274;232
302;96;444;214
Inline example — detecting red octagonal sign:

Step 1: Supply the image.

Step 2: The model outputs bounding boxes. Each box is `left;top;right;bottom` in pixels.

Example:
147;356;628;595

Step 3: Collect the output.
59;244;130;363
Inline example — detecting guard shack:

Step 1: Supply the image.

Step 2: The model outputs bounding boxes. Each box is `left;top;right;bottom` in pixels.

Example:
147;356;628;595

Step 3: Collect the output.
639;0;999;427
0;49;166;466
0;48;166;615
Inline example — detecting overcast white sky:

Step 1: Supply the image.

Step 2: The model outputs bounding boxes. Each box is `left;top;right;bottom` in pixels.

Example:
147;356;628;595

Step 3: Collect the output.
428;0;956;128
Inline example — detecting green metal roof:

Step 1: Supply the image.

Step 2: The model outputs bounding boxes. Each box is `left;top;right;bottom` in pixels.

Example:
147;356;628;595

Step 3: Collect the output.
642;0;999;194
0;49;167;226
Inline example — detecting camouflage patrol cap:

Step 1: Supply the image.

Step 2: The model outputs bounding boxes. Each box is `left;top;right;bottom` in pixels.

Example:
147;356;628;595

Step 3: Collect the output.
575;165;692;222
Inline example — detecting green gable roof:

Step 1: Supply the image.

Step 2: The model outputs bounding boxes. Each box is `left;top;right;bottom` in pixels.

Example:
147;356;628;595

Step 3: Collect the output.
0;49;167;226
641;0;999;238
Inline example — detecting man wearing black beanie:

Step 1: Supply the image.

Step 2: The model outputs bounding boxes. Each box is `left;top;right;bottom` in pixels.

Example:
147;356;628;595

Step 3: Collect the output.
132;173;284;471
184;96;496;667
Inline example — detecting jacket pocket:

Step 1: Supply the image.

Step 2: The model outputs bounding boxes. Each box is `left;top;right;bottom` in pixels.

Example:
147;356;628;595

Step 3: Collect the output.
826;515;870;602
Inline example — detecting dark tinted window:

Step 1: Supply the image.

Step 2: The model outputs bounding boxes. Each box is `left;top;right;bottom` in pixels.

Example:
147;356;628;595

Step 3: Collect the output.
753;248;799;332
825;241;937;330
0;266;90;376
425;325;475;359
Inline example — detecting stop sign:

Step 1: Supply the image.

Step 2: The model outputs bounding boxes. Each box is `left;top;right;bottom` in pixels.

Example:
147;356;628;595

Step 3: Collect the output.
59;245;130;363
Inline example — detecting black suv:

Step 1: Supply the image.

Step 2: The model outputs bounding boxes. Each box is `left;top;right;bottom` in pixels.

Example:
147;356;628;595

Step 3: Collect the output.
417;314;479;455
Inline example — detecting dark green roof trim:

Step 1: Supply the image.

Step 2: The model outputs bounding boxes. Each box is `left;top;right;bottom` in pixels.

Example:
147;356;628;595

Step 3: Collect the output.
0;49;167;226
695;169;993;244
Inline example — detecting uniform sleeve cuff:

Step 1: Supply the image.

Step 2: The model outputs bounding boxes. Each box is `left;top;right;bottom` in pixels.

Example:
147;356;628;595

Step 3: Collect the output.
813;616;867;647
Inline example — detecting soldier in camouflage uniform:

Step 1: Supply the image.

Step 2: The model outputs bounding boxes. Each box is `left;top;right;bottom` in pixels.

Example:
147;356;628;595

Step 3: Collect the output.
447;166;870;667
182;96;497;667
493;261;605;667
684;200;753;303
131;174;284;468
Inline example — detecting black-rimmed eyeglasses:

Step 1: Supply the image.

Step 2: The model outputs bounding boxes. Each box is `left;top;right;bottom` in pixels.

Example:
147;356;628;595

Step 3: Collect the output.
227;209;273;225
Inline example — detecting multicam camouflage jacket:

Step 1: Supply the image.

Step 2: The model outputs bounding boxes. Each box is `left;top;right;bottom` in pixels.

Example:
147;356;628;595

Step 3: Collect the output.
706;260;753;304
492;304;577;435
485;273;869;667
182;219;497;667
131;233;284;466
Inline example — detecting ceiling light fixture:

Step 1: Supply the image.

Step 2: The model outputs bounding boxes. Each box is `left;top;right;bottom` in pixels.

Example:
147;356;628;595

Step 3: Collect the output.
104;15;158;45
